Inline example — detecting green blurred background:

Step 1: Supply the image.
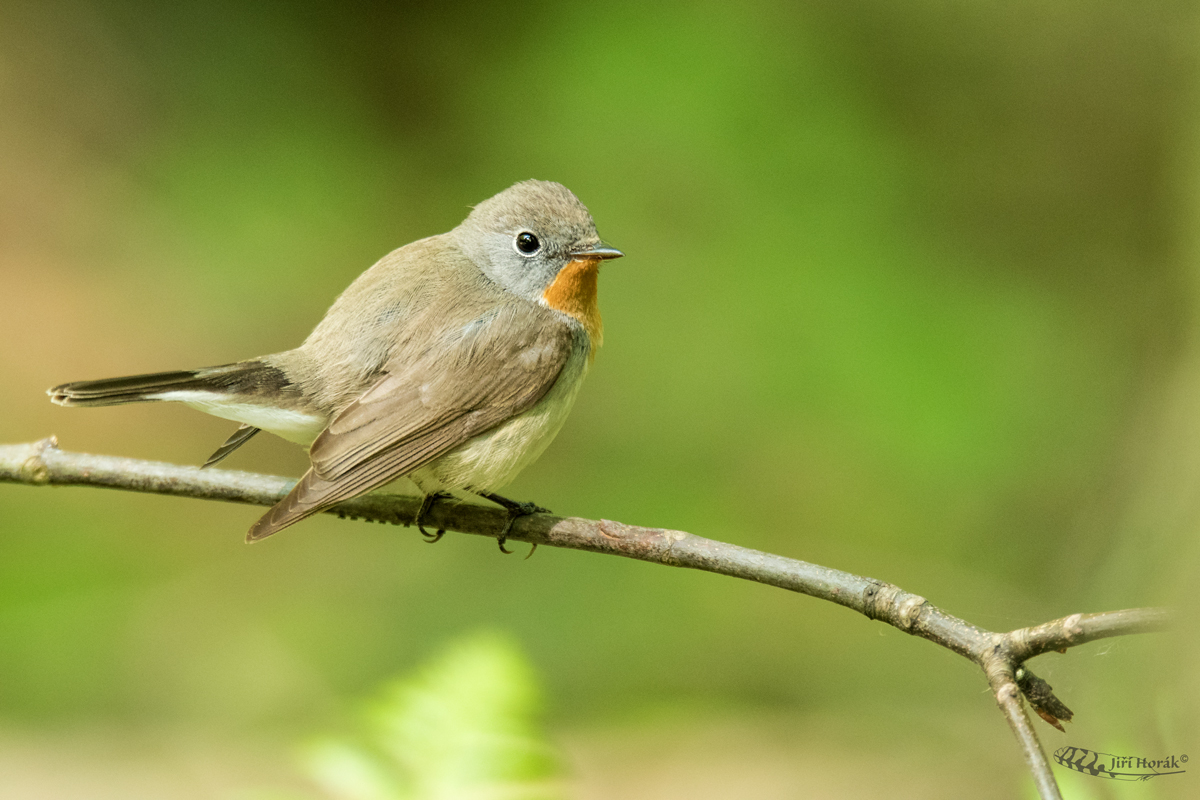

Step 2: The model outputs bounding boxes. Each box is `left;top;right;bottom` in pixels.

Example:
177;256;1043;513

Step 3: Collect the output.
2;1;1198;797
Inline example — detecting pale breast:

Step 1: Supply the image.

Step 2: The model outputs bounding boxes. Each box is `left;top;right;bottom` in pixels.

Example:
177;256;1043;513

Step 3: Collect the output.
411;337;592;493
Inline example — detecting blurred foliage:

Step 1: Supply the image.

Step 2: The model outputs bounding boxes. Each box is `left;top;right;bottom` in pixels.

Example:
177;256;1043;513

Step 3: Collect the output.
301;633;562;800
0;0;1198;797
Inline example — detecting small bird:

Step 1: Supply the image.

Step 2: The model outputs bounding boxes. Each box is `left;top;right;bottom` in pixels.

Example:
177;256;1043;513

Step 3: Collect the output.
49;180;622;545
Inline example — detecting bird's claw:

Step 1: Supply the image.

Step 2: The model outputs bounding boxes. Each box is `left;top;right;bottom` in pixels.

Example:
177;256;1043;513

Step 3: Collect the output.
480;492;548;557
414;492;451;543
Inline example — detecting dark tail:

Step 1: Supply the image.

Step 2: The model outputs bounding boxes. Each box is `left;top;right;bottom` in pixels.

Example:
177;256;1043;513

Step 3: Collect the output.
49;360;298;469
49;368;214;407
48;361;291;407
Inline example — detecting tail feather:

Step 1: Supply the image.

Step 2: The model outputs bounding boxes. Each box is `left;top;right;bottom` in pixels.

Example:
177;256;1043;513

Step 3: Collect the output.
48;369;210;406
48;361;292;407
202;424;262;469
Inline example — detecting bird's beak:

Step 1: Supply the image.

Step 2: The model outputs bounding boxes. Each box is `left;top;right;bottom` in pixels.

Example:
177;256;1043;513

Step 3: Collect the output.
573;243;624;260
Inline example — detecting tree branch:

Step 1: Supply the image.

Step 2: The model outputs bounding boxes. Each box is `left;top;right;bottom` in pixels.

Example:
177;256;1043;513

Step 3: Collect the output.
0;437;1171;799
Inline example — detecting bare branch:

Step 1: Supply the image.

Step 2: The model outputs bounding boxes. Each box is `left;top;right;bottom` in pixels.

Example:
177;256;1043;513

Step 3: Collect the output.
0;437;1172;800
1004;608;1171;662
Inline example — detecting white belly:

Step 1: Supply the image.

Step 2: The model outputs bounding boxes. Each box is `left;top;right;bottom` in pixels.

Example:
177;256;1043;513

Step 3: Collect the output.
409;345;591;493
146;391;329;445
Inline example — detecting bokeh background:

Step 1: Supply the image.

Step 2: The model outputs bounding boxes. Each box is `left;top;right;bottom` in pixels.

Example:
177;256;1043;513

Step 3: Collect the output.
2;1;1199;797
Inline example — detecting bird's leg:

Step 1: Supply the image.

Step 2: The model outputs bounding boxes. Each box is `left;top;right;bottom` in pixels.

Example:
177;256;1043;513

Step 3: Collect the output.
478;492;550;555
414;491;452;543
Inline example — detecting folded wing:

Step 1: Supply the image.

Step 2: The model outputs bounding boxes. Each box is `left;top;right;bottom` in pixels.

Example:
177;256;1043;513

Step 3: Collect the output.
247;303;575;540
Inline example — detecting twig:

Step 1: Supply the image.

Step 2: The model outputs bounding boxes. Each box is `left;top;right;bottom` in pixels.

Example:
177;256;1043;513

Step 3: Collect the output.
1006;608;1171;662
0;437;1171;799
987;661;1060;800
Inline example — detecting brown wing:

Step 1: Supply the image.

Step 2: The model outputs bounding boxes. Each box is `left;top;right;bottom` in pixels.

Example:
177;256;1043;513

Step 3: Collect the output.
247;304;575;540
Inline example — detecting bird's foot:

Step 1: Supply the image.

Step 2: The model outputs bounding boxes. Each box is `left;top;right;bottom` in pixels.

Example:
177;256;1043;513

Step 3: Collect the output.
479;492;549;556
414;491;452;543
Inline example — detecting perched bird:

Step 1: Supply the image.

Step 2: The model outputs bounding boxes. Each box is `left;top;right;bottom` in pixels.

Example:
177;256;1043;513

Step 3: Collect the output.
49;180;622;545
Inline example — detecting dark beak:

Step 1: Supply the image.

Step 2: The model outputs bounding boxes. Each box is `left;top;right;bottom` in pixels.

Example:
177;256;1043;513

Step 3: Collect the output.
573;243;624;260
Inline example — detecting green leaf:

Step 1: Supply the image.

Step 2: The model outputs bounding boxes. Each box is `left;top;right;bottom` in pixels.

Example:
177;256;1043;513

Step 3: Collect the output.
303;632;565;800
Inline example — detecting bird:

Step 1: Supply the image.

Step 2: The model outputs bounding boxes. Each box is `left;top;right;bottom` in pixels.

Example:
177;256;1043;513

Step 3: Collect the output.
48;180;623;546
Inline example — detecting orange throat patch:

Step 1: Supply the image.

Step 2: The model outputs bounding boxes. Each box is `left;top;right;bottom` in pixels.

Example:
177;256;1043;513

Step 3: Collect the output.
541;257;604;348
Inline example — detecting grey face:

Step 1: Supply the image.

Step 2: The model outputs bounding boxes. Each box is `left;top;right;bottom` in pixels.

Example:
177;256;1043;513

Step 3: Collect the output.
454;180;607;303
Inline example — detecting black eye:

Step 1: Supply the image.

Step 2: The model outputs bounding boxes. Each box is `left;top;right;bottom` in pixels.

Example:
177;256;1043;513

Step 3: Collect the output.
515;231;540;255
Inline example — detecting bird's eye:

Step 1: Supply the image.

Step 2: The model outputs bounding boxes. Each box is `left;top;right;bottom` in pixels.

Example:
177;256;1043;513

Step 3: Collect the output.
515;231;540;255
